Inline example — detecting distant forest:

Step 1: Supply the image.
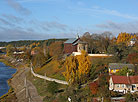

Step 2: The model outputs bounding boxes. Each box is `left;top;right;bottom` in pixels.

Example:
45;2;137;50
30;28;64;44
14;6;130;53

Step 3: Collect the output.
0;39;67;47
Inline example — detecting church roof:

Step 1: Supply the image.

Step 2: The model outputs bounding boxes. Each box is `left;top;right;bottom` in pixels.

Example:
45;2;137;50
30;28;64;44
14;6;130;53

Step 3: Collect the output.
73;40;88;45
64;38;78;44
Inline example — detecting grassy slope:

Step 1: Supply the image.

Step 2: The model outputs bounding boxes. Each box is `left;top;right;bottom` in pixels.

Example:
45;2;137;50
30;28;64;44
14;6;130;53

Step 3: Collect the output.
34;60;66;81
27;71;67;102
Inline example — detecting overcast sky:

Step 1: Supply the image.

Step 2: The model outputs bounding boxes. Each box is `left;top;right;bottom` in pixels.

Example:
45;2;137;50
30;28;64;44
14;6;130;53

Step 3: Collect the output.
0;0;138;41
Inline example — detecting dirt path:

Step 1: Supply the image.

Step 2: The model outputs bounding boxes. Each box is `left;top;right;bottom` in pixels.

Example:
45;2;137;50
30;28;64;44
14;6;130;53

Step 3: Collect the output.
10;67;43;102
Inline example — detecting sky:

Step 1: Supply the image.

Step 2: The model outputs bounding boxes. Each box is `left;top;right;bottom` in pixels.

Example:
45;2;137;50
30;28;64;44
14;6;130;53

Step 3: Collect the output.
1;0;138;41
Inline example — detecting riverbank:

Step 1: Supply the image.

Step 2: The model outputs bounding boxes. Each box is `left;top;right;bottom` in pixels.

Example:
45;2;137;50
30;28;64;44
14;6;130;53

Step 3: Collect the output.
0;58;18;102
0;56;42;102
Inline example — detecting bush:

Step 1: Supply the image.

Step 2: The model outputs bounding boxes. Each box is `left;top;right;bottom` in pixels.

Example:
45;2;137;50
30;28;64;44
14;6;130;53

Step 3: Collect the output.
47;81;59;94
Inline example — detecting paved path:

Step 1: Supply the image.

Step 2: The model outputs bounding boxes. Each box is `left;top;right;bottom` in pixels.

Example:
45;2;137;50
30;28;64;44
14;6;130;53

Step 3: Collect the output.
11;67;43;102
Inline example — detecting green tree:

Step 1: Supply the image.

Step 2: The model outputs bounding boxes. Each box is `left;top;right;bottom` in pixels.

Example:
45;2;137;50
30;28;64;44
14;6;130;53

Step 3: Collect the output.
115;67;134;76
107;43;129;62
98;74;111;102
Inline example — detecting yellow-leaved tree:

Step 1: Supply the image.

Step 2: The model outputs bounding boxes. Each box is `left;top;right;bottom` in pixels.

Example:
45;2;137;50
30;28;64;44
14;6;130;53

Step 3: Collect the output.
116;32;136;44
77;50;91;79
63;50;91;84
63;56;78;84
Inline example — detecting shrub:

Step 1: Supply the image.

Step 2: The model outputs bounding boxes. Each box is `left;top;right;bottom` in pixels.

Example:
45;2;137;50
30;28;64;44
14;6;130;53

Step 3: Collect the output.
47;81;59;94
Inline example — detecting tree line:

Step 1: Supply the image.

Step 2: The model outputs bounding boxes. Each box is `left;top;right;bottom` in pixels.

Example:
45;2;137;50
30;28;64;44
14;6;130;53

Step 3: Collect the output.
0;38;67;47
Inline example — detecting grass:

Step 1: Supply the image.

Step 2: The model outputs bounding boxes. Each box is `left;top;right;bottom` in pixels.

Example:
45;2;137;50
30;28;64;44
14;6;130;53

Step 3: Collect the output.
34;59;66;81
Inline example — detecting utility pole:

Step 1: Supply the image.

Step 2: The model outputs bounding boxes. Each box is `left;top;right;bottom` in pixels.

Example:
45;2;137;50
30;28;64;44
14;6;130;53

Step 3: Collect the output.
24;76;28;98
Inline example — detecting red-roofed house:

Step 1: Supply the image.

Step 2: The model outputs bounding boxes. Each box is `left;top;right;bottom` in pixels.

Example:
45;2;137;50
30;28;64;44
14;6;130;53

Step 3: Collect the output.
109;75;138;94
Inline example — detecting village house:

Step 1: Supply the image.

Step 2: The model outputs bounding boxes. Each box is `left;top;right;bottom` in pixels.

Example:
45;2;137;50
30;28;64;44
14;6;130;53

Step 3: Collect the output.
13;51;24;55
128;38;136;46
108;63;135;74
64;37;88;54
109;75;138;94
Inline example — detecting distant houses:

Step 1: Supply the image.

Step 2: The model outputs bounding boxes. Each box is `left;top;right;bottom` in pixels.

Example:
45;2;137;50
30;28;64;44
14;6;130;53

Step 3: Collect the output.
128;38;136;46
109;75;138;94
108;63;135;74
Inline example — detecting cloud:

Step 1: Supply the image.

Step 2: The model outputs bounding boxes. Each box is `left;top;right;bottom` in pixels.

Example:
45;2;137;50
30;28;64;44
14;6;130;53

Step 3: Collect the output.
0;27;49;41
96;21;138;35
17;0;65;3
2;14;24;24
0;19;75;41
6;0;31;15
70;6;138;20
0;26;75;41
44;21;68;31
29;20;68;32
0;18;14;26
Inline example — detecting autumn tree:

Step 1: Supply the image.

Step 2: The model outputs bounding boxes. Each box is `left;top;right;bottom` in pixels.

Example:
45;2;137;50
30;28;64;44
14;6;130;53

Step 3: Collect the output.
77;50;91;82
63;50;91;84
127;53;138;64
89;81;98;95
32;47;48;68
6;44;14;56
63;56;78;84
82;32;112;53
43;40;49;57
49;41;63;58
116;32;136;45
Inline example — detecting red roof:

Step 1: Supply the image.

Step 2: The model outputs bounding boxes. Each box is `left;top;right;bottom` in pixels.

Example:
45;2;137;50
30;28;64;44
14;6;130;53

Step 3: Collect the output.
111;75;138;84
129;76;138;84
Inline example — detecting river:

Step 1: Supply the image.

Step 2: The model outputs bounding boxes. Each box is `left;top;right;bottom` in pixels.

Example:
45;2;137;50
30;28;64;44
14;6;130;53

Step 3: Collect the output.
0;62;16;97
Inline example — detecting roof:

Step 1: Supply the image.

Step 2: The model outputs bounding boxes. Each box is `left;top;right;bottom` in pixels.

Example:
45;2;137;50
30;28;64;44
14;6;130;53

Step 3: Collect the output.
64;38;78;44
129;76;138;84
109;63;134;69
111;75;138;84
72;40;88;45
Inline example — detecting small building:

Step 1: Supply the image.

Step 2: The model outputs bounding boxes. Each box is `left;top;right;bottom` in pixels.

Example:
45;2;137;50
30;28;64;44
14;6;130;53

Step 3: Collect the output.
64;37;88;54
31;50;38;55
109;75;138;93
13;51;24;55
108;63;135;74
128;38;136;46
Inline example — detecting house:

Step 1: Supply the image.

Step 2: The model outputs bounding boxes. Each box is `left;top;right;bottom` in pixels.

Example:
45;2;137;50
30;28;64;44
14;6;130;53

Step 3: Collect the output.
128;38;136;46
13;51;24;55
31;50;38;55
109;75;138;93
64;37;88;54
108;63;135;74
